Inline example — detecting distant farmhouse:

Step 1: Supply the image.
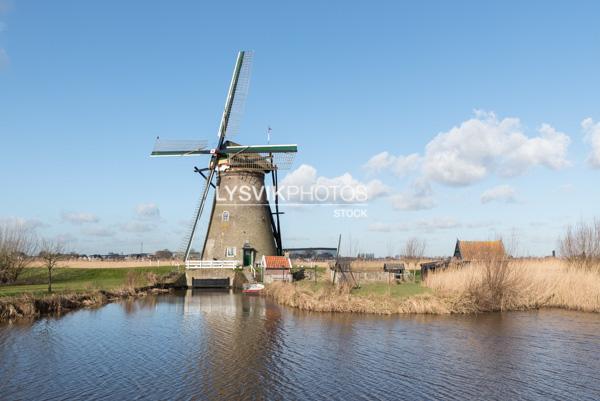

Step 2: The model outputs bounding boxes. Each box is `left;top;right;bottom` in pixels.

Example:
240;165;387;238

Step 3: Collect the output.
454;240;506;262
421;239;507;278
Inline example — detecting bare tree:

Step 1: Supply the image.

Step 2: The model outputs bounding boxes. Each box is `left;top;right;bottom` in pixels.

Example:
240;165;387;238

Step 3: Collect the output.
403;237;427;259
0;222;37;284
559;219;600;270
386;240;396;259
154;249;173;260
502;228;521;257
39;239;66;292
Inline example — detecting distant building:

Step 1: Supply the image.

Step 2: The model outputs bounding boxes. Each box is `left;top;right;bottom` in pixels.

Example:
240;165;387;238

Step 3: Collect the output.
421;239;507;279
357;253;375;260
454;240;506;261
261;255;292;283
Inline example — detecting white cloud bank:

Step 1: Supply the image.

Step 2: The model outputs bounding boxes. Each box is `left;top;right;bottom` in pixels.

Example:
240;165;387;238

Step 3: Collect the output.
390;180;435;211
0;217;48;230
480;185;516;204
361;111;572;211
423;111;570;186
81;227;115;237
136;203;160;219
368;217;461;232
364;152;421;177
120;221;156;233
281;164;389;204
367;111;571;187
62;212;99;225
582;118;600;168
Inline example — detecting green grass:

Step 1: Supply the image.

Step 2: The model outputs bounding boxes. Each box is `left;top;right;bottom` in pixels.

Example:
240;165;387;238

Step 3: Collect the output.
293;277;429;300
352;282;429;299
0;266;175;297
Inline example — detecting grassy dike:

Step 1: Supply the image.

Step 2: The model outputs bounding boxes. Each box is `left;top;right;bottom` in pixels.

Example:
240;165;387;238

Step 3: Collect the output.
0;267;185;322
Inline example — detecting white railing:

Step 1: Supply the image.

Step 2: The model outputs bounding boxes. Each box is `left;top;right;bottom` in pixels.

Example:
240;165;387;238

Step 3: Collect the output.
185;260;238;269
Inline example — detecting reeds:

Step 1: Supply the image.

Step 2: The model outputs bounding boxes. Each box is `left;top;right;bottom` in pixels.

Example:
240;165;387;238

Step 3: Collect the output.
265;259;600;314
264;282;470;314
425;259;600;313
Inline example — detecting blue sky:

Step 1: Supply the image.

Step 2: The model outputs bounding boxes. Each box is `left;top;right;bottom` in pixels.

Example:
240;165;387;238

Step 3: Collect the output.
1;0;599;256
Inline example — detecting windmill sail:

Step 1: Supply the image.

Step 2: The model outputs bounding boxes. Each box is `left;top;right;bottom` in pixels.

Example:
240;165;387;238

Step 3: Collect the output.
151;139;210;157
151;50;299;266
184;167;216;261
218;51;253;143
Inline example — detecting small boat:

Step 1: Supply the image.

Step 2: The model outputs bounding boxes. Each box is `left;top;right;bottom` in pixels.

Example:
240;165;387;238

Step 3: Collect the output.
242;283;265;294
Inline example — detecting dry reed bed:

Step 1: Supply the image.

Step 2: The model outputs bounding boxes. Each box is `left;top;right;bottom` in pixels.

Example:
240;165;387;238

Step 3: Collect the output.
264;282;473;315
426;260;600;313
265;260;600;314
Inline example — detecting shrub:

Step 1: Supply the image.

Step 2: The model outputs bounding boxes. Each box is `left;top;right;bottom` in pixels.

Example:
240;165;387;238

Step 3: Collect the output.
0;223;37;284
559;219;600;271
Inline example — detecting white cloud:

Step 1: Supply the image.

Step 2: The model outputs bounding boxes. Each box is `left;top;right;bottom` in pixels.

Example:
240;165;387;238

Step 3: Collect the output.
390;180;436;211
280;164;390;204
582;118;600;168
61;211;99;225
368;217;460;232
0;217;48;230
82;227;115;237
465;220;496;229
422;111;570;186
369;111;571;189
53;233;78;245
120;221;156;233
368;222;408;232
363;151;420;177
420;217;461;230
480;185;516;204
136;203;160;219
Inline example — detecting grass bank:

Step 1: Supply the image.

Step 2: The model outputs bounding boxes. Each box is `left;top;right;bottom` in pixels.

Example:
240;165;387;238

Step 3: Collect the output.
265;261;600;314
264;280;459;315
0;267;184;322
0;266;176;297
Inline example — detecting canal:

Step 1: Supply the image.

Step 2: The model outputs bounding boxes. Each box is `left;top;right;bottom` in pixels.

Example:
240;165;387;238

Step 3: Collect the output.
0;290;598;400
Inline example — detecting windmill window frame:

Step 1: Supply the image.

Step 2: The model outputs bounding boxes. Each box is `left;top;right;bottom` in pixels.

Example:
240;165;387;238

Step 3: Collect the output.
222;211;230;222
226;247;236;258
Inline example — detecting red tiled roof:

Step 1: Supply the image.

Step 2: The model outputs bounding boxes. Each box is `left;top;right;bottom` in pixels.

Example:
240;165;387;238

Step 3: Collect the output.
263;256;291;269
455;240;506;261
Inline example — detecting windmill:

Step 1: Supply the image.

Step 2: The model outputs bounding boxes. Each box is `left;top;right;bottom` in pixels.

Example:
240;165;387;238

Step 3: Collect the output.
151;51;297;267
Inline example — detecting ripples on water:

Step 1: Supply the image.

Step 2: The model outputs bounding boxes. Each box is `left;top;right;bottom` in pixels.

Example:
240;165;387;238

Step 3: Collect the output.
0;290;599;400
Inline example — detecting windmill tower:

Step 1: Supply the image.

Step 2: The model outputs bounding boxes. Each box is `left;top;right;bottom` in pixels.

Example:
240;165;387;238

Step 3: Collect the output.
151;51;297;269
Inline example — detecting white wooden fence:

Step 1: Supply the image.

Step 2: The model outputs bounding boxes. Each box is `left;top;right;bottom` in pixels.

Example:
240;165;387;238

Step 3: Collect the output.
185;260;238;269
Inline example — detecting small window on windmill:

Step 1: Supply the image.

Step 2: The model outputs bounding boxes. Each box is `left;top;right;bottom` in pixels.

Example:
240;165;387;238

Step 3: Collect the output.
226;247;236;257
222;211;230;222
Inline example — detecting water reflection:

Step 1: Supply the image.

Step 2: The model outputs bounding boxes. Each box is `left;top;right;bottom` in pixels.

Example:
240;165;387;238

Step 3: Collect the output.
0;292;599;400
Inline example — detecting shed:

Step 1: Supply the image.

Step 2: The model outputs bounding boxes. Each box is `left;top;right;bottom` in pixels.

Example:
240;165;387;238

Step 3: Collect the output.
261;255;292;283
384;262;406;281
454;240;506;261
383;262;405;273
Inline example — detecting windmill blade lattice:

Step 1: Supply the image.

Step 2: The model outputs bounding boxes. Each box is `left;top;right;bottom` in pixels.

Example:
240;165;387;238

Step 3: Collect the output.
151;139;209;157
223;51;253;139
